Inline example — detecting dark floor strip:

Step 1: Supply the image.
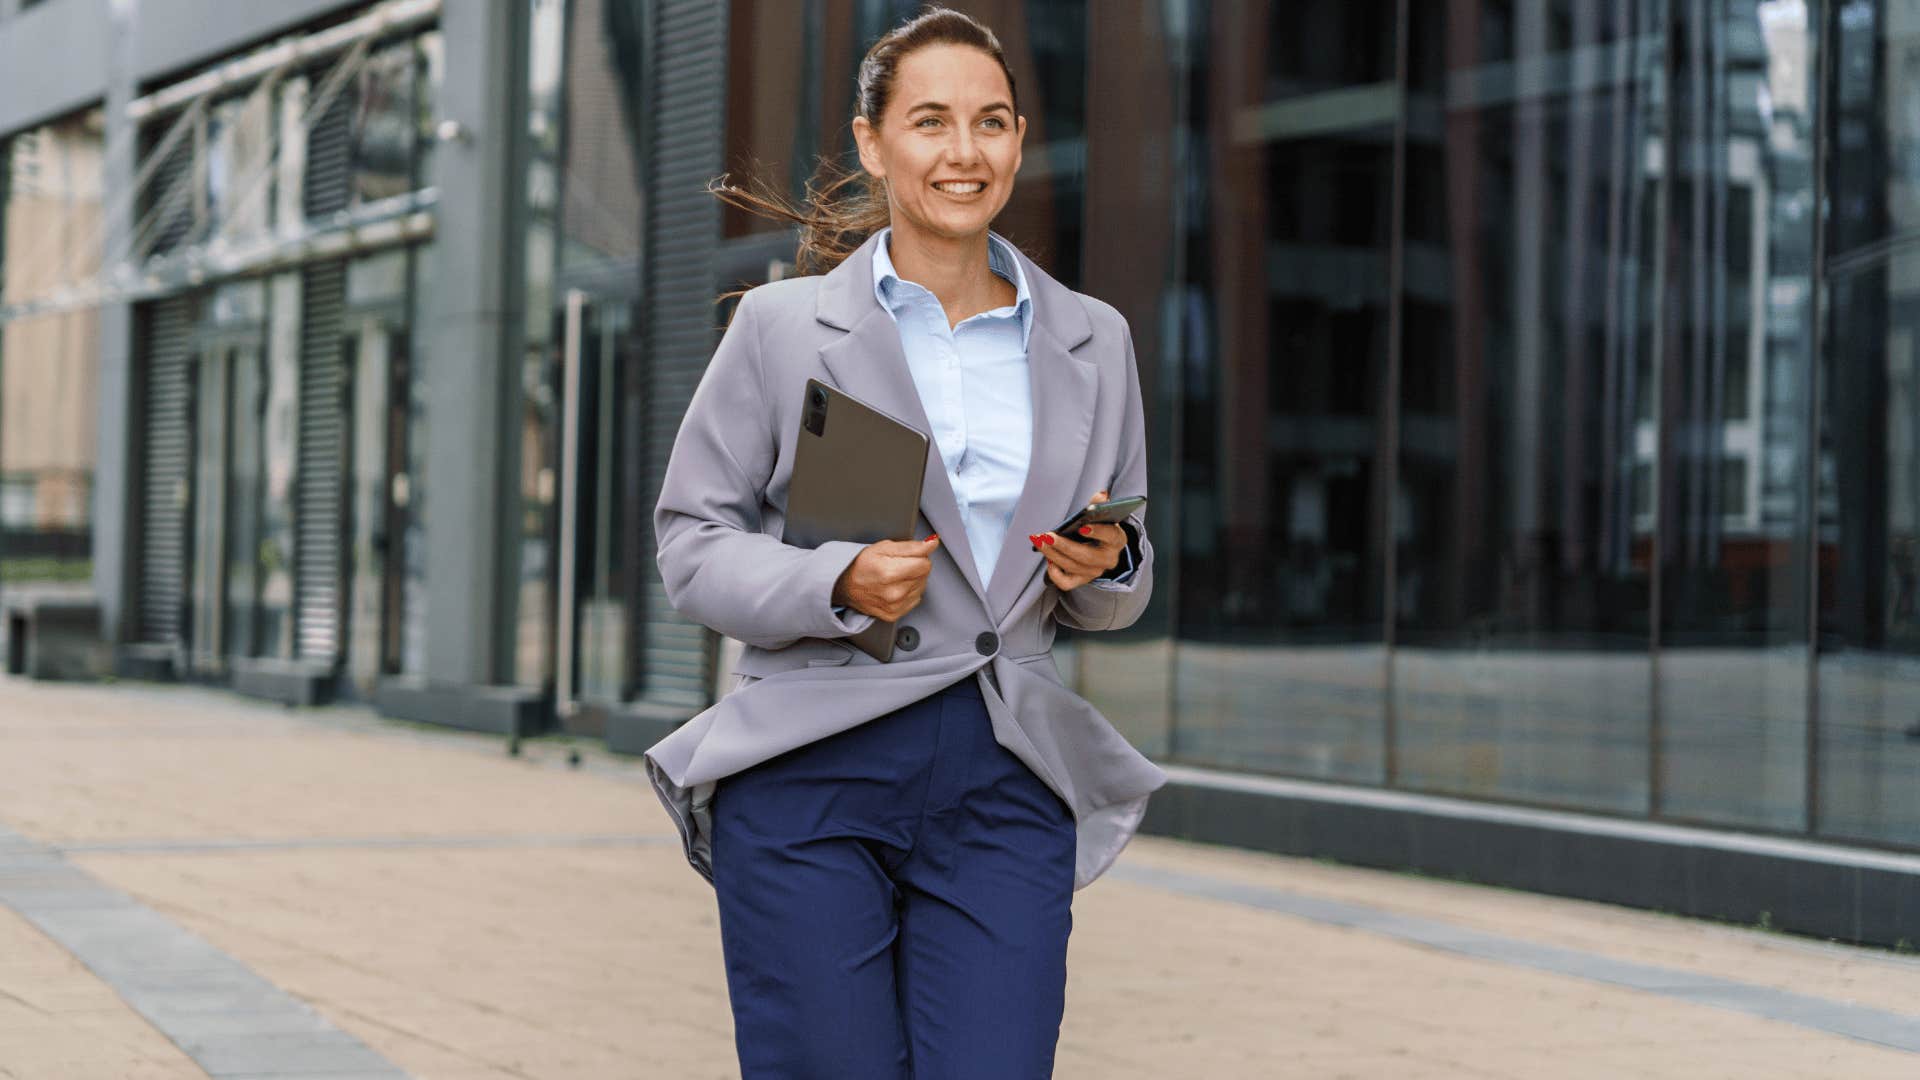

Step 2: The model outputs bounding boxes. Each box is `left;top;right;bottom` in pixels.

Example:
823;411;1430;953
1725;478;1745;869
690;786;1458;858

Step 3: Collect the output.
0;825;410;1079
1111;860;1920;1055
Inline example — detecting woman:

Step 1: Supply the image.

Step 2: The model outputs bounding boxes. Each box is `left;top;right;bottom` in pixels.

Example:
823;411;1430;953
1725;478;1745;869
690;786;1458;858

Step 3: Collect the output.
643;7;1164;1077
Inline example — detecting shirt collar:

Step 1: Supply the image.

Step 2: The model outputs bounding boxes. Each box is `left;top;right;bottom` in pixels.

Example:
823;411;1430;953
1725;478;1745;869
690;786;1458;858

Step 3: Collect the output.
871;226;1033;348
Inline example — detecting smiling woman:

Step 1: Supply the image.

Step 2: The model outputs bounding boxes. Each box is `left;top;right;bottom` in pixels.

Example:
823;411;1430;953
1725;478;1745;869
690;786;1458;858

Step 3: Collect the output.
650;5;1161;1079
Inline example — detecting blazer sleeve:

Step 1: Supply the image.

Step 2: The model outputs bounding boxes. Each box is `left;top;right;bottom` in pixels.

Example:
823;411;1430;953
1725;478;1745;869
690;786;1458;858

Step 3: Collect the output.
653;289;875;650
1053;317;1154;632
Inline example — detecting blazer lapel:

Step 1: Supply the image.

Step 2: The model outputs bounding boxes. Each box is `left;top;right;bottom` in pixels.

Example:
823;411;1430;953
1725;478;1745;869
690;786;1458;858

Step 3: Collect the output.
985;253;1097;618
815;237;989;606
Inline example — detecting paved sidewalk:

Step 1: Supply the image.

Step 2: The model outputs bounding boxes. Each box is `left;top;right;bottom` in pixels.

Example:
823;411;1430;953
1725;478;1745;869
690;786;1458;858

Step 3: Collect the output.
1;675;1918;1078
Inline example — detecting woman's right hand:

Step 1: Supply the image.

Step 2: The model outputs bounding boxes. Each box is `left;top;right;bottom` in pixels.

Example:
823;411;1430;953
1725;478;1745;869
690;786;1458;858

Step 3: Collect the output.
832;536;942;621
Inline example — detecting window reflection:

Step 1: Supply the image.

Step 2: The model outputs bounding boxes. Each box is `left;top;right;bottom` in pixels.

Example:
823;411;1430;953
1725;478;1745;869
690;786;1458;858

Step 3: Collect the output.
1655;0;1817;832
351;41;420;208
1819;0;1920;846
0;109;105;588
206;90;275;249
401;245;433;676
1393;1;1660;813
1171;0;1395;782
258;273;302;659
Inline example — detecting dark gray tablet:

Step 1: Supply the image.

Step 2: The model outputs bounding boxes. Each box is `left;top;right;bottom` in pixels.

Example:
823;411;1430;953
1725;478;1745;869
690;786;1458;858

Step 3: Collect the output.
782;378;930;662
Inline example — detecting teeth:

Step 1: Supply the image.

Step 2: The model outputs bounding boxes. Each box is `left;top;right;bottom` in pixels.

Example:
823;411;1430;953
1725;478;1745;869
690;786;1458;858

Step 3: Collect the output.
935;182;986;193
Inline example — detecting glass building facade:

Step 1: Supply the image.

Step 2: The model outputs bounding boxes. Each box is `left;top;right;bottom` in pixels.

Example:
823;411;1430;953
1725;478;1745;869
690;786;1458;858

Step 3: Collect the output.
672;0;1917;852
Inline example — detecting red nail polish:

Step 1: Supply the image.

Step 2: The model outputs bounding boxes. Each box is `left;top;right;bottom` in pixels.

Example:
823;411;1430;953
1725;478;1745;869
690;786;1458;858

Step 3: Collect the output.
1079;525;1093;536
927;534;938;541
1041;535;1056;546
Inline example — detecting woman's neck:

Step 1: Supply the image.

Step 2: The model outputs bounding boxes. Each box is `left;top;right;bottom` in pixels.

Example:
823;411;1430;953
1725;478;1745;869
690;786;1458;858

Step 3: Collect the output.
885;224;1014;327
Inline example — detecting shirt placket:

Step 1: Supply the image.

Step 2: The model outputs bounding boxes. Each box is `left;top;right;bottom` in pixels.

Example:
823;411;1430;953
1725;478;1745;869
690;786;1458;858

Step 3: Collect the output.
925;301;969;512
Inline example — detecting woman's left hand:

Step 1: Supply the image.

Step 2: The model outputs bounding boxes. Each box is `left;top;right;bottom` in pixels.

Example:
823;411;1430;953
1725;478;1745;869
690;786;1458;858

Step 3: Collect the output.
1031;490;1126;591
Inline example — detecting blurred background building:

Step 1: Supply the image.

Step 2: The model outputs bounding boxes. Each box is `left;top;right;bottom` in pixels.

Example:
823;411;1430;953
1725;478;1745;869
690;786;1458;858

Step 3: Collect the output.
1;0;1916;943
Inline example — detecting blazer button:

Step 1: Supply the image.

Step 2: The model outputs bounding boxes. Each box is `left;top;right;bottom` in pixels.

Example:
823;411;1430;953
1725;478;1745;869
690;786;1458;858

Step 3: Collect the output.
895;625;919;651
975;631;999;656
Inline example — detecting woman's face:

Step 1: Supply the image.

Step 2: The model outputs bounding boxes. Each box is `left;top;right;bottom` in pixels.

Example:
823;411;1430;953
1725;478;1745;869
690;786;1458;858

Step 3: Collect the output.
853;43;1026;243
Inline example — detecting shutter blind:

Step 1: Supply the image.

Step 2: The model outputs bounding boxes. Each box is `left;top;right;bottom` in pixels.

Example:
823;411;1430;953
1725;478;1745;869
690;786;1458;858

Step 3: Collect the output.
303;71;355;221
294;261;347;662
639;0;728;707
137;297;195;644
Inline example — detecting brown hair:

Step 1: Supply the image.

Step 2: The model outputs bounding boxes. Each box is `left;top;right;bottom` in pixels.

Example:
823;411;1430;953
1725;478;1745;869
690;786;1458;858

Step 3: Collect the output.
710;5;1019;294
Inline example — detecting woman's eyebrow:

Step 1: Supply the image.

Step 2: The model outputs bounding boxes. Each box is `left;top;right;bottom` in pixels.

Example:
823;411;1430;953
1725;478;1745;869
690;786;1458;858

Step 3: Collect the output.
905;100;1013;116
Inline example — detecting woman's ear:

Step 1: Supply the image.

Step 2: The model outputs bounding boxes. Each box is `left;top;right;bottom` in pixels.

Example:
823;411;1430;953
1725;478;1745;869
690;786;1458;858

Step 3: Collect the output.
851;116;885;181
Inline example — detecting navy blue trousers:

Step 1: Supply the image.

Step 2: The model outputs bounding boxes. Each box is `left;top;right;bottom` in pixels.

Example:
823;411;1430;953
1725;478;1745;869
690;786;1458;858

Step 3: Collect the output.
710;676;1076;1079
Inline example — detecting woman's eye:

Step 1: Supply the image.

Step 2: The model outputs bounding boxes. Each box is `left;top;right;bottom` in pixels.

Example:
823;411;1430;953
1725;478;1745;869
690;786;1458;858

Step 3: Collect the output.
982;117;1006;129
917;117;941;128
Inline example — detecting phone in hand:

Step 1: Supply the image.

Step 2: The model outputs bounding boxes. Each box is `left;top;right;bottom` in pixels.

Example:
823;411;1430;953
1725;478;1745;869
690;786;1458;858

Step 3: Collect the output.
1037;495;1147;548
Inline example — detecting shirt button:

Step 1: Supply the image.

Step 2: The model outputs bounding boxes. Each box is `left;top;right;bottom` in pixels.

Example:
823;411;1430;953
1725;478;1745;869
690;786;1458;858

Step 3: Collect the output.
975;631;999;656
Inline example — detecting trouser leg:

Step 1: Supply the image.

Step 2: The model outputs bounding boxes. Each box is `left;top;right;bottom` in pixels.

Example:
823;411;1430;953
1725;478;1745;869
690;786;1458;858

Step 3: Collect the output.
894;680;1078;1080
708;697;935;1079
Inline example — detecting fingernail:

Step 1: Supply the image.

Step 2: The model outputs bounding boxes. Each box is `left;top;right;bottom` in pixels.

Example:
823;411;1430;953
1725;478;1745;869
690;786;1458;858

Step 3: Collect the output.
927;534;938;542
1041;535;1056;546
1079;526;1093;536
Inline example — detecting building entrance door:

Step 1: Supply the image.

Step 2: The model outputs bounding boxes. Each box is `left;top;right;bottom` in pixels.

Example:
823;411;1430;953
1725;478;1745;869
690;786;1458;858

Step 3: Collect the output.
553;288;641;732
183;285;267;677
341;304;411;698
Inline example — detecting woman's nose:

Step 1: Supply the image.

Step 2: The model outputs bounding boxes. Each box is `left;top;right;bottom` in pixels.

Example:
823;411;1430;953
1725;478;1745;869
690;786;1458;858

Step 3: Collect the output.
946;129;981;165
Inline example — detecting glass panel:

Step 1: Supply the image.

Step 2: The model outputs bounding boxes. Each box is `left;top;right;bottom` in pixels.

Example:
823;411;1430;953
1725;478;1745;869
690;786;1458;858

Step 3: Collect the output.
723;0;820;240
189;348;228;668
344;249;408;695
1073;2;1188;757
204;278;267;663
414;31;445;189
1819;254;1920;845
515;0;567;690
351;40;419;208
1653;0;1817;831
399;245;433;676
1171;1;1397;781
258;272;303;659
1815;0;1920;849
0;109;104;589
1393;1;1661;813
556;0;648;703
226;342;264;659
205;88;276;251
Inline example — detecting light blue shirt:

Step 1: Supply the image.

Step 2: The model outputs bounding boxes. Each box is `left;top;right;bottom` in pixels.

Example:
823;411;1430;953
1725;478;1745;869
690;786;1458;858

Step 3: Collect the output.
871;227;1134;591
872;227;1034;588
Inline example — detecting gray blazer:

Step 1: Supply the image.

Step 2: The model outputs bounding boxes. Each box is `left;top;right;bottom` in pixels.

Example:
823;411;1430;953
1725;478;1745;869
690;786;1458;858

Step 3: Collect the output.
643;230;1166;890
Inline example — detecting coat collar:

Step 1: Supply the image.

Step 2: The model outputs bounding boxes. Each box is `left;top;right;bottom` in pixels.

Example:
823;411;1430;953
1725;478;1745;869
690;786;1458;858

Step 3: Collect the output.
814;230;1099;621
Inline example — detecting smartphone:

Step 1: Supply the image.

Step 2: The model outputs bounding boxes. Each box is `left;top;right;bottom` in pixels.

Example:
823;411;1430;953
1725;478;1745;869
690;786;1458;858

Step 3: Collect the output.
1041;495;1147;546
